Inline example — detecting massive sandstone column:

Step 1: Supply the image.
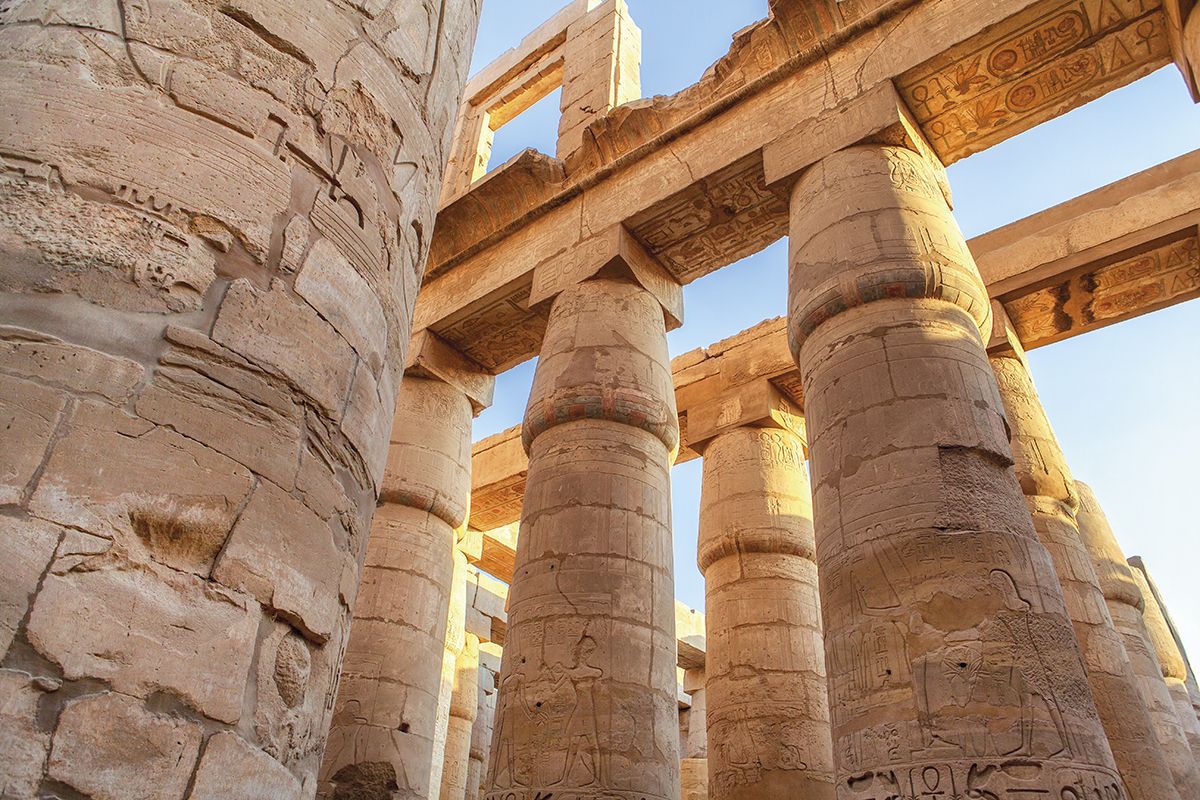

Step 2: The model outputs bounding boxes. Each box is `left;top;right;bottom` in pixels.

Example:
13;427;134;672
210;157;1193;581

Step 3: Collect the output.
989;345;1181;800
1074;481;1200;798
0;0;480;795
1129;558;1200;754
467;660;498;800
320;365;487;800
486;275;680;800
786;144;1125;798
680;668;710;800
696;425;834;800
441;633;481;800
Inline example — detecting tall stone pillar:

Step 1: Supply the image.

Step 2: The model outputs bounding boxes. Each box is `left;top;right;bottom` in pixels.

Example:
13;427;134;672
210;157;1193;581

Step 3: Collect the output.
467;662;498;800
321;335;494;800
681;668;710;800
0;1;481;795
441;633;481;800
695;423;834;799
785;144;1125;798
1129;557;1200;755
486;272;681;800
989;339;1181;800
1073;481;1200;798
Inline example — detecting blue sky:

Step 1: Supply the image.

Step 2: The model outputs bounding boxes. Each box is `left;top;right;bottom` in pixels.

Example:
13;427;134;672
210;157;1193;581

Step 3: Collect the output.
466;2;1200;662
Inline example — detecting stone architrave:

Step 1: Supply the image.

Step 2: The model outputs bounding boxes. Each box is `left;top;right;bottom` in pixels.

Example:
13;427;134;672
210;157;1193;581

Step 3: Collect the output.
785;144;1127;798
1128;558;1200;757
441;633;481;800
696;425;834;800
1073;481;1200;799
0;0;481;791
485;276;681;800
320;376;475;800
989;348;1182;800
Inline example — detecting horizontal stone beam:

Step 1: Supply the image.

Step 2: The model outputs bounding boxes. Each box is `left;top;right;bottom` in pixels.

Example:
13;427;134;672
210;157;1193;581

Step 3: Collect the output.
416;0;1174;373
468;150;1200;532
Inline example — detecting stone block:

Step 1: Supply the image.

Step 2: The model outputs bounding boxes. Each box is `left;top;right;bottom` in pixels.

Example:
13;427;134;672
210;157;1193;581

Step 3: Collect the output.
28;401;254;576
188;732;302;800
212;280;356;417
27;556;259;724
0;515;61;657
49;692;202;800
295;237;388;374
0;373;66;505
0;669;56;798
136;326;304;490
0;325;144;403
213;478;350;643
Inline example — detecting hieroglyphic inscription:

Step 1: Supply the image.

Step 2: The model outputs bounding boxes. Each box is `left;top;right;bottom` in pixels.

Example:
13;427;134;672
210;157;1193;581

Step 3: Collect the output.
433;277;550;372
1004;233;1200;348
627;154;788;284
898;0;1171;163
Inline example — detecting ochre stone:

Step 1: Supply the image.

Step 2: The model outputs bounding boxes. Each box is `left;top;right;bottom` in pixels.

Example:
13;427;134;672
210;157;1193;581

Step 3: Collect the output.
1074;481;1200;799
698;426;834;800
189;732;304;800
487;277;680;800
441;633;481;800
990;351;1181;800
788;144;1125;798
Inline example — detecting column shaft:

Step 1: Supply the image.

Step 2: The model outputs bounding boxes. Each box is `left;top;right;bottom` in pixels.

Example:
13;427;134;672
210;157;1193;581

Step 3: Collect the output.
1074;481;1200;798
990;354;1181;800
321;377;474;799
788;144;1124;798
441;633;481;800
1129;561;1200;757
681;669;709;800
0;1;480;794
467;664;497;800
698;426;834;799
485;277;680;799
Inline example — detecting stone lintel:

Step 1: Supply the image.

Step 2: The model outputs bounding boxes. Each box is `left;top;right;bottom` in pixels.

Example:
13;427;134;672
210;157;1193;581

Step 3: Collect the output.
762;80;948;207
686;379;806;455
528;223;683;328
405;330;496;414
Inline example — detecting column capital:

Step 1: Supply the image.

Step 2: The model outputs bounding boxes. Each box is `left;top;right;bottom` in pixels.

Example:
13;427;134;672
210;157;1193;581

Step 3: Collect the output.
985;300;1028;360
1165;1;1200;101
529;223;684;329
406;329;496;415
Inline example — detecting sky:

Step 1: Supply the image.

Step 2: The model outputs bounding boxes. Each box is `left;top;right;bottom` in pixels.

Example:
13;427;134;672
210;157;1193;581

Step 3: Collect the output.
465;1;1200;663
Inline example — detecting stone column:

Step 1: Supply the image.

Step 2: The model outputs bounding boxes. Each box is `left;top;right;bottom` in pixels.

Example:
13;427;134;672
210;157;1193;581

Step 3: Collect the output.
441;633;481;800
1129;558;1200;754
786;144;1125;798
1074;481;1200;798
0;1;481;794
320;373;477;800
485;275;680;800
467;663;498;800
989;343;1180;800
696;425;834;799
681;668;709;800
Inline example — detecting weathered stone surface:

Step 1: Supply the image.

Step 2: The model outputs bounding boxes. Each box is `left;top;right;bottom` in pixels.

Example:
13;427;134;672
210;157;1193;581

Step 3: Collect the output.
488;277;680;800
48;692;203;800
0;325;143;403
213;478;351;644
0;373;66;505
788;144;1124;798
212;280;357;418
27;553;259;724
188;732;303;800
0;669;56;799
296;238;389;374
136;326;304;490
0;515;60;658
28;401;254;575
441;633;480;800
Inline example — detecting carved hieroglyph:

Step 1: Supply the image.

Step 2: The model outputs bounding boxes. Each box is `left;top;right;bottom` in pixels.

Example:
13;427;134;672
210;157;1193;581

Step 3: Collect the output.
1075;482;1200;798
697;426;835;800
788;144;1125;800
320;376;474;799
0;0;480;794
486;277;681;800
990;354;1182;800
1128;559;1200;758
442;633;482;800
